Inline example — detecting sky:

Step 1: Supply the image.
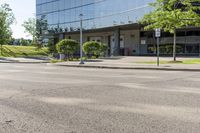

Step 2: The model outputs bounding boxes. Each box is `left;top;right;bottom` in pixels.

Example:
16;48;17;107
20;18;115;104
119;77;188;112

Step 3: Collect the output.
0;0;35;39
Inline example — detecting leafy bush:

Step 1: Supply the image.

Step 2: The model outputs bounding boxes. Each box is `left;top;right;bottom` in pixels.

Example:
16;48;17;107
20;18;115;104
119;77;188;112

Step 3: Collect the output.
100;43;108;56
56;39;79;59
83;41;100;58
83;41;107;58
163;44;183;54
149;44;183;54
47;40;57;54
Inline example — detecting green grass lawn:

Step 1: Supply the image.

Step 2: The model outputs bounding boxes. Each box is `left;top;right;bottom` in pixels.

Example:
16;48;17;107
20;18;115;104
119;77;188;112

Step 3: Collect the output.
136;59;200;65
182;59;200;64
0;45;49;58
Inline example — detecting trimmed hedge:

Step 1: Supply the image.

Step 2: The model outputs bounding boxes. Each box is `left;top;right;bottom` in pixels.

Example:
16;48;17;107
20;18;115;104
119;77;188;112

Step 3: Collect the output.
56;39;79;59
83;41;108;58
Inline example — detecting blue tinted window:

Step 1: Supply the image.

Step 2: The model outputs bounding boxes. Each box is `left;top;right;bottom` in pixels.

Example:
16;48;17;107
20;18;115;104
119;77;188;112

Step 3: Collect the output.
36;0;154;33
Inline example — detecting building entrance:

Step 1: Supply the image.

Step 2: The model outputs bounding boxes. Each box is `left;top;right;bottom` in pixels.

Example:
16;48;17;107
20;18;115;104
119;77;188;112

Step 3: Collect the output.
89;37;102;43
110;36;125;56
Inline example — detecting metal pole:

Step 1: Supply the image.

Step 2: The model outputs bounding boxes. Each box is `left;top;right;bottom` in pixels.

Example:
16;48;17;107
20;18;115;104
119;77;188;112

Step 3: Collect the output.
199;44;200;57
79;14;84;64
157;37;160;67
173;30;177;61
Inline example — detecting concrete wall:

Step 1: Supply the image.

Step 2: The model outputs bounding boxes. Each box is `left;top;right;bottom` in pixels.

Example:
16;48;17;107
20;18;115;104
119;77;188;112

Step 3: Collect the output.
121;30;140;56
62;29;141;56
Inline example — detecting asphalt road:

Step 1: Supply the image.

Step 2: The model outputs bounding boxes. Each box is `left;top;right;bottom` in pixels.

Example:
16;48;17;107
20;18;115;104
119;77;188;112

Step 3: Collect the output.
0;63;200;133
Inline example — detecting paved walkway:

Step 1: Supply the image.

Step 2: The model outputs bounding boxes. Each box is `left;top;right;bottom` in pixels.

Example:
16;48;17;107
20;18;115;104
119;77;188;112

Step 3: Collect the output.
1;56;200;71
55;56;200;72
0;57;50;63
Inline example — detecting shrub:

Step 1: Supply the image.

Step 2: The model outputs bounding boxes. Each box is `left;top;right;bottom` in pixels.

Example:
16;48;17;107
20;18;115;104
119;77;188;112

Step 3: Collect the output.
83;41;107;58
149;44;183;54
47;40;57;54
164;44;183;54
100;43;108;56
56;39;79;60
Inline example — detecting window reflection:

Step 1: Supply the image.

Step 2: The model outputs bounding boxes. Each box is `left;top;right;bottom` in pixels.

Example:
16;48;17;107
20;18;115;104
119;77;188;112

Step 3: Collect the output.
36;0;153;33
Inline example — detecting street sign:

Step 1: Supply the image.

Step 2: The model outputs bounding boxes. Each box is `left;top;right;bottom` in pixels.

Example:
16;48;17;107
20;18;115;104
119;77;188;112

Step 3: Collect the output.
155;28;161;38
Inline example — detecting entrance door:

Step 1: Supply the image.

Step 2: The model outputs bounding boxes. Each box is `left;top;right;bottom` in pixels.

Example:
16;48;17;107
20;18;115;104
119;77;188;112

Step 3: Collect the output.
120;36;125;56
110;36;125;56
110;36;115;56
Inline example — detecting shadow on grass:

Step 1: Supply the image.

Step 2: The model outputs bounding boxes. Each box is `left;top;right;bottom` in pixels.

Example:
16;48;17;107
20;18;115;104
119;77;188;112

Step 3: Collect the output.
1;47;16;57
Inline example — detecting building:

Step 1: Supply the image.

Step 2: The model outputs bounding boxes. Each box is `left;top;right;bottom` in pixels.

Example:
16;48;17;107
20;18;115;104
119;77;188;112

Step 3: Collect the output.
36;0;200;56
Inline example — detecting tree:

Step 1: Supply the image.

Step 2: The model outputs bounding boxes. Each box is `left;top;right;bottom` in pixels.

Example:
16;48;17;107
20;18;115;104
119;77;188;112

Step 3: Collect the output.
19;38;27;46
8;38;15;45
56;39;79;60
36;15;48;36
22;18;37;45
140;0;200;61
0;3;15;54
36;15;48;45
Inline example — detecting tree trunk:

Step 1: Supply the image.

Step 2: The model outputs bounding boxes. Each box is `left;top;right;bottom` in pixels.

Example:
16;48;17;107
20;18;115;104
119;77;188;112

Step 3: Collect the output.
173;30;177;61
0;44;2;55
153;32;156;54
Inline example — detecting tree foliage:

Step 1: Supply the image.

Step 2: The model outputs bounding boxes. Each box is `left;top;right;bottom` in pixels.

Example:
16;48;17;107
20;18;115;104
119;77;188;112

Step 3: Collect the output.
140;0;200;32
36;15;48;43
36;15;48;36
140;0;200;60
0;3;15;45
18;38;32;46
56;39;79;59
22;18;37;44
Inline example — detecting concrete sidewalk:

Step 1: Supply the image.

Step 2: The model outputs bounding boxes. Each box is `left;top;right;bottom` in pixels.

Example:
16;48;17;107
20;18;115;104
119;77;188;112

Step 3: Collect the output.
54;56;200;72
0;57;50;63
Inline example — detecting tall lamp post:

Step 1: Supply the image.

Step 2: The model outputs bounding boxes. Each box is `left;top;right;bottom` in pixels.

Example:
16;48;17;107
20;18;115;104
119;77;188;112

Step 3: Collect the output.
79;14;84;64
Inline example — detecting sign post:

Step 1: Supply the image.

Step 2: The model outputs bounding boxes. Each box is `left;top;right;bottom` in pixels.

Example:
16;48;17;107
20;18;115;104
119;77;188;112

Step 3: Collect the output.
79;14;84;64
155;28;161;67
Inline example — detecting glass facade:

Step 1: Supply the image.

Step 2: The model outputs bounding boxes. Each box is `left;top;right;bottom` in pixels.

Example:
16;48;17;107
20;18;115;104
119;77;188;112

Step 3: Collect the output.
36;0;153;33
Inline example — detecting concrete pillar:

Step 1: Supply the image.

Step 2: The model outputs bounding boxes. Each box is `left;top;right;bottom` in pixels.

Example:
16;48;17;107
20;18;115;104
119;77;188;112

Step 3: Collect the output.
135;30;141;55
103;35;109;57
113;29;120;56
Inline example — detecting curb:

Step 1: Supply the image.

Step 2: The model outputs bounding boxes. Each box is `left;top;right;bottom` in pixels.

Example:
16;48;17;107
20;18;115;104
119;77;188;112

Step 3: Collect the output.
53;64;200;72
0;61;50;64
